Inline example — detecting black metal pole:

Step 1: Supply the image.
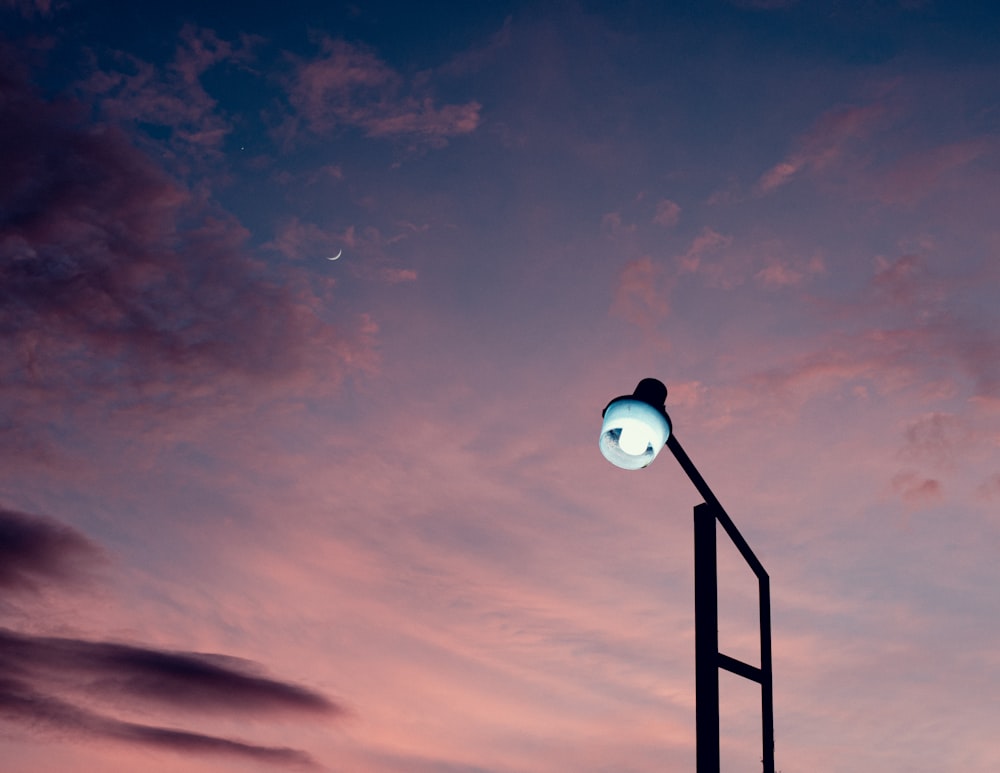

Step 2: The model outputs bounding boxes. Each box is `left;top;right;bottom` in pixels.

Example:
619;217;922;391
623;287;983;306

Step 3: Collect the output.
760;574;775;773
694;502;720;773
666;434;775;773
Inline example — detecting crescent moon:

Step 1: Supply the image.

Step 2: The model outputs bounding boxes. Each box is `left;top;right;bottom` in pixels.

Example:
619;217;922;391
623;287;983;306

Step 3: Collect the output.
328;250;342;261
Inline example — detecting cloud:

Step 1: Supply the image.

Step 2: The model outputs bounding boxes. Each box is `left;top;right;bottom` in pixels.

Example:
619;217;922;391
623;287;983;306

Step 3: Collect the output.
0;674;319;768
0;511;339;765
379;267;418;283
0;63;375;444
600;211;635;237
0;628;338;717
286;37;481;146
81;25;257;157
755;101;886;194
0;508;105;593
754;254;825;288
652;199;681;228
898;412;973;471
890;471;943;507
610;256;670;332
674;227;737;286
873;137;996;205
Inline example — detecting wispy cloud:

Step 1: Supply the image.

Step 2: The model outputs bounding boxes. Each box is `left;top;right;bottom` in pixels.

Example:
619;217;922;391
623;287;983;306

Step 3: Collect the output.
0;508;339;766
755;254;825;288
652;198;681;228
898;412;973;471
0;670;323;768
0;628;338;717
0;63;376;451
81;25;258;157
872;136;996;205
611;256;671;333
890;470;943;507
674;227;736;285
286;37;481;146
755;101;887;194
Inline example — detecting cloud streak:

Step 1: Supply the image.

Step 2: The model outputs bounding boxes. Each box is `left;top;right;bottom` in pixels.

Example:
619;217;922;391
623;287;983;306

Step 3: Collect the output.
0;628;339;717
755;101;886;194
0;674;319;768
0;508;339;766
0;507;105;592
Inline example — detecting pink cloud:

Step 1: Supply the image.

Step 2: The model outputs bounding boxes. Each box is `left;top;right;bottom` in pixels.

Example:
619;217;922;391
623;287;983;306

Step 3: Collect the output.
674;227;738;286
740;248;1000;412
600;211;635;236
0;68;376;460
611;256;670;331
364;99;481;138
755;101;887;193
898;412;972;471
287;38;481;146
79;26;254;158
873;137;996;205
652;198;681;227
379;268;418;283
890;470;943;506
754;254;825;288
755;90;997;208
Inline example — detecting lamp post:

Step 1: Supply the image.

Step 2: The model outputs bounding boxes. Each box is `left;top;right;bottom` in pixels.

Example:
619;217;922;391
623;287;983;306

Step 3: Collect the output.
599;378;774;773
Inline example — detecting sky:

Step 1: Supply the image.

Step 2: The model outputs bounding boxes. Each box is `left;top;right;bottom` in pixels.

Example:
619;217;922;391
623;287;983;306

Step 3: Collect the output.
1;0;999;771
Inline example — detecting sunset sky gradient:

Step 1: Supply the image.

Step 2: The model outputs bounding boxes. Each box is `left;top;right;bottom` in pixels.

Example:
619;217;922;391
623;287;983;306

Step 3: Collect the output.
2;1;999;771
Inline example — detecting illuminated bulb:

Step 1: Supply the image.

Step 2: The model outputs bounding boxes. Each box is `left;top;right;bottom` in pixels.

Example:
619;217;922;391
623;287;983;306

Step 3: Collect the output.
618;426;649;456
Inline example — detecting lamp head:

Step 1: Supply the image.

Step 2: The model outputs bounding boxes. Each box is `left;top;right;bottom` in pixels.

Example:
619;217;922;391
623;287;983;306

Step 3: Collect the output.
599;378;672;470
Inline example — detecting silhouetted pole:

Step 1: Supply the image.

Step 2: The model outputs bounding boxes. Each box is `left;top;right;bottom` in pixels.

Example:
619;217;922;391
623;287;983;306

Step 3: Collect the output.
666;435;775;773
694;502;721;772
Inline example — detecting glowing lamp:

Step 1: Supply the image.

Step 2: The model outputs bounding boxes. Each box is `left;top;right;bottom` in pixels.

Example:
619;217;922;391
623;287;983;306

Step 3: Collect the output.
599;378;672;470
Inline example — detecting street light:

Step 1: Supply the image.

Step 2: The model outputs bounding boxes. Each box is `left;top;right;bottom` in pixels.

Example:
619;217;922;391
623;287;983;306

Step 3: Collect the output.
600;378;775;773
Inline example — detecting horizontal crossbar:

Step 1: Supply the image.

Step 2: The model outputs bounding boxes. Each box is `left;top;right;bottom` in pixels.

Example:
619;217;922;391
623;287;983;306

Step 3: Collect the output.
718;652;762;683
